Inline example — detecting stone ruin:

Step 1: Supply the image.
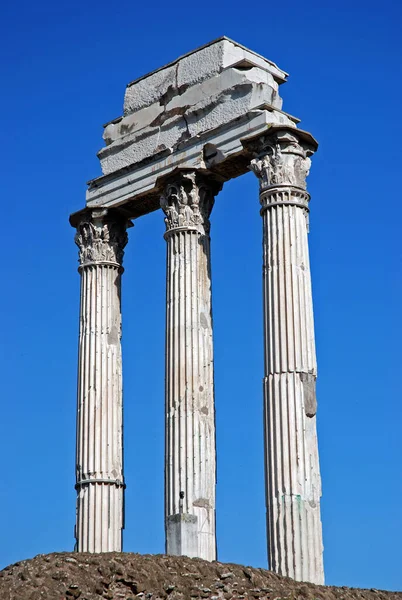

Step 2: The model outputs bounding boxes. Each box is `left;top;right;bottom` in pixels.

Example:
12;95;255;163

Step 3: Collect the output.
70;37;324;585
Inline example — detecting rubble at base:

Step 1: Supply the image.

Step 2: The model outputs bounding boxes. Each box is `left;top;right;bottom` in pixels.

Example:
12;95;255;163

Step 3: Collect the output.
0;552;400;600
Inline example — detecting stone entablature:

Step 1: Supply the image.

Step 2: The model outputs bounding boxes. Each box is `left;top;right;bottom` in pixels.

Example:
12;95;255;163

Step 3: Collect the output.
104;37;286;162
85;38;299;218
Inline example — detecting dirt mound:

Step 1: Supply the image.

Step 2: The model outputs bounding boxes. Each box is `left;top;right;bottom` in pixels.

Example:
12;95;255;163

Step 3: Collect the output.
0;552;400;600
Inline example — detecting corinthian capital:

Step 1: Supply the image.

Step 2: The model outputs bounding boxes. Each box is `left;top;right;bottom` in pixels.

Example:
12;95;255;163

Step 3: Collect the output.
250;129;316;191
74;209;130;267
160;171;222;236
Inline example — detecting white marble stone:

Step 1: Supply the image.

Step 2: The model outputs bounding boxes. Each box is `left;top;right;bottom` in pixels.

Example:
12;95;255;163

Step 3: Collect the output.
123;64;177;115
251;129;324;585
123;37;286;116
161;171;219;561
85;38;296;217
87;110;296;214
73;208;130;553
100;66;282;176
72;40;325;580
103;66;281;148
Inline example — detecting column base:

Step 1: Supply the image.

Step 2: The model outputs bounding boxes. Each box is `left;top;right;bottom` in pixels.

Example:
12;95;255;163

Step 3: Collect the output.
166;514;198;558
267;494;324;585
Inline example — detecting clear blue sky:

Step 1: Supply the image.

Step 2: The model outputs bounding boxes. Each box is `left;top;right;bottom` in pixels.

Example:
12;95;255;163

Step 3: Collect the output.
1;0;401;591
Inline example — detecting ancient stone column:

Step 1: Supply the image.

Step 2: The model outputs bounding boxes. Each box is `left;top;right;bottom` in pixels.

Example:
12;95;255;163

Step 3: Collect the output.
161;171;221;561
73;208;130;553
250;129;324;584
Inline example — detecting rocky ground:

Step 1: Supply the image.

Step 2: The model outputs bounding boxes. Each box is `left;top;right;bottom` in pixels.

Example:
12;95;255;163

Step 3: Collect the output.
0;553;400;600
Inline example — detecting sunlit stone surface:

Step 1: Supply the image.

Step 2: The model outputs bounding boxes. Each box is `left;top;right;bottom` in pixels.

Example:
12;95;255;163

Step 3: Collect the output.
251;129;324;584
72;208;131;553
70;38;324;581
161;171;221;561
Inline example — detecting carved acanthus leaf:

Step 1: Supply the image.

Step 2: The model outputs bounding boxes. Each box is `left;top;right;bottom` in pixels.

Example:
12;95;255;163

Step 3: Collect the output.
75;212;129;266
250;131;313;190
160;172;221;235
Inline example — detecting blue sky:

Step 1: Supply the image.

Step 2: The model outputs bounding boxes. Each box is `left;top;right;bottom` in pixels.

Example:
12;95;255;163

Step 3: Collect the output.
0;0;401;591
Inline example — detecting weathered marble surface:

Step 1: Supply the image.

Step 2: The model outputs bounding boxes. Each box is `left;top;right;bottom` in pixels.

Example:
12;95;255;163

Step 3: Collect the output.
123;37;286;116
251;129;323;584
161;172;220;561
100;65;282;175
71;38;325;585
87;111;296;217
72;208;131;553
86;37;297;216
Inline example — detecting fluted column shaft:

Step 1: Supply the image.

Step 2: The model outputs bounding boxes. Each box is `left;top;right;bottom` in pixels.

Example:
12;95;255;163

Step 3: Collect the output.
251;130;324;584
161;171;221;561
73;208;130;553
